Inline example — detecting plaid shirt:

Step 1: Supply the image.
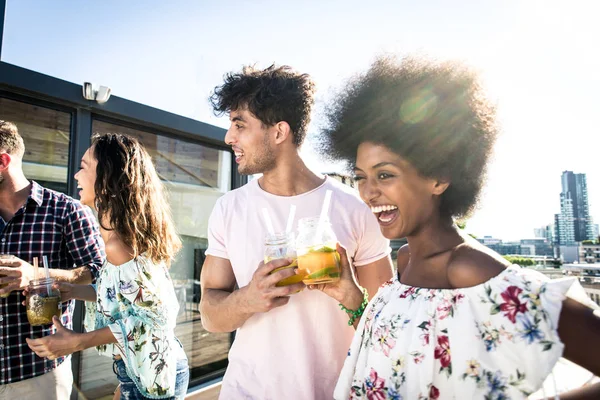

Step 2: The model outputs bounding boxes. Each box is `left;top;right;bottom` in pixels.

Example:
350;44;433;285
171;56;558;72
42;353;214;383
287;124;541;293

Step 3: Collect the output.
0;181;105;384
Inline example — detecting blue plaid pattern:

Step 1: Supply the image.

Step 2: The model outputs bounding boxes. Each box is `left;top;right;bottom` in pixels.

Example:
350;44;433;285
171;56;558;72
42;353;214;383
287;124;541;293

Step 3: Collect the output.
0;181;105;384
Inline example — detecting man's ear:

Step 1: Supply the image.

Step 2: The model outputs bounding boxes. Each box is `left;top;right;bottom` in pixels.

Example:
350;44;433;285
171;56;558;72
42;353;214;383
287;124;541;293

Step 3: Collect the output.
0;153;11;171
273;121;292;144
432;179;450;196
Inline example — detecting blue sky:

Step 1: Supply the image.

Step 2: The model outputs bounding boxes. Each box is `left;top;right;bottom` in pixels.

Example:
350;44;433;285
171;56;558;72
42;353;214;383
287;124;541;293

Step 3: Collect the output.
3;0;599;240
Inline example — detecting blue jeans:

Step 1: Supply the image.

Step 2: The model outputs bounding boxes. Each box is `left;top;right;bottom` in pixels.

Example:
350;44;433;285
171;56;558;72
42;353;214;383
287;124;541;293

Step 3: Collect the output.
113;358;189;400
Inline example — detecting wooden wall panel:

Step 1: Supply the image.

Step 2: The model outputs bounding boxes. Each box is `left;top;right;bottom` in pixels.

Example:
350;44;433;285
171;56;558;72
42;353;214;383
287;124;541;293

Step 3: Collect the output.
0;98;71;168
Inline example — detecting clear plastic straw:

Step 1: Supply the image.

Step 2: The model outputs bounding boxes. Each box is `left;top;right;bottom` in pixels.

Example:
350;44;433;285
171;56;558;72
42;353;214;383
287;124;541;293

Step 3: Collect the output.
33;257;39;281
42;256;51;294
261;208;276;236
315;190;333;239
285;205;297;234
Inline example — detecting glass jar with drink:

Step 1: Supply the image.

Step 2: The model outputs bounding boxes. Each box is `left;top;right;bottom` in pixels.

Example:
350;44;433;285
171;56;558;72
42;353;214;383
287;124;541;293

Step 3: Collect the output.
264;232;305;287
296;216;341;285
26;277;62;326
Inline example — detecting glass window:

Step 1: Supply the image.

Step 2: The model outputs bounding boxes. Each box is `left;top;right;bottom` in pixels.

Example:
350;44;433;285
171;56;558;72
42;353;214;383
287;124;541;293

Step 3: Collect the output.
77;119;232;398
0;97;71;192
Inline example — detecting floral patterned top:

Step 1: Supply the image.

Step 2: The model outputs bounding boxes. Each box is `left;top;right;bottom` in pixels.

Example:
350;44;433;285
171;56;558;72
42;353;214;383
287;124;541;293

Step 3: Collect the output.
335;266;595;400
85;256;185;399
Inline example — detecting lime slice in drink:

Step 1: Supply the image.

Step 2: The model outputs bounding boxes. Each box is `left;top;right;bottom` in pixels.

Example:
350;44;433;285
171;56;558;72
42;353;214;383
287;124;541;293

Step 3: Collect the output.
304;266;339;280
308;245;336;253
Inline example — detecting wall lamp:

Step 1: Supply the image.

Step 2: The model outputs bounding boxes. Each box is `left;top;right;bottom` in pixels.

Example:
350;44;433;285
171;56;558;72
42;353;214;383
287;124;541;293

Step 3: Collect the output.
82;82;112;104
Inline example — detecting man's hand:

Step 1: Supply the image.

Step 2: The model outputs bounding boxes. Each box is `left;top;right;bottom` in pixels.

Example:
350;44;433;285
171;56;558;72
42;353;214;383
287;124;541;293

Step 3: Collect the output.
26;316;83;360
308;244;364;311
240;258;305;313
0;256;36;296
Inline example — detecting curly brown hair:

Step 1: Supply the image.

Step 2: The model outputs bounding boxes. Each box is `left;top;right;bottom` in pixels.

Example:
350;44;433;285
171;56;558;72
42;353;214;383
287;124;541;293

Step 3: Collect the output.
92;133;181;265
209;64;316;146
320;56;498;218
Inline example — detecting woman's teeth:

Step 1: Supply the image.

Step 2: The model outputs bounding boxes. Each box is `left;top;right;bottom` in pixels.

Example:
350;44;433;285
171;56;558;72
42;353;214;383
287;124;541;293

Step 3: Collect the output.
370;205;398;223
379;213;395;223
370;205;398;213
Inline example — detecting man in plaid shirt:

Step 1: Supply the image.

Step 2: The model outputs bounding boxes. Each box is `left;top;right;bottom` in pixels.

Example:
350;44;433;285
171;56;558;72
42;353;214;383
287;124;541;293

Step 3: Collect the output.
0;120;105;399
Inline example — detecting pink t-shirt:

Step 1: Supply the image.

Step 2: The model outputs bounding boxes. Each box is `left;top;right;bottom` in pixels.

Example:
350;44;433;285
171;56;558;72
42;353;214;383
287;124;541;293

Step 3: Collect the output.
206;177;391;400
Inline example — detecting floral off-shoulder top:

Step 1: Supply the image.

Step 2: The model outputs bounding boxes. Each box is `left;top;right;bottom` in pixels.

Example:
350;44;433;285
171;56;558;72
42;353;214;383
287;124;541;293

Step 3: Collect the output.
85;256;185;399
335;265;597;400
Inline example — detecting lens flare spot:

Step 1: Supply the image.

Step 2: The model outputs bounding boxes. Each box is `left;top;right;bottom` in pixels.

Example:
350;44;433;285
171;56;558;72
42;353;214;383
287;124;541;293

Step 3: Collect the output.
399;90;438;124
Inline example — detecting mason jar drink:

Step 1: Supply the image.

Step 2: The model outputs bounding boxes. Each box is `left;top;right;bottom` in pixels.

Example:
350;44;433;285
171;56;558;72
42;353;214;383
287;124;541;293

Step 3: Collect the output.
264;232;305;287
26;278;61;326
0;254;15;298
296;217;341;285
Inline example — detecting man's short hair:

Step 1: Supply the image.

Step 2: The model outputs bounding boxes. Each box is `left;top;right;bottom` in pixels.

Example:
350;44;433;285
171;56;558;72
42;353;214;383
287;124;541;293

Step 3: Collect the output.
0;120;25;156
210;64;316;146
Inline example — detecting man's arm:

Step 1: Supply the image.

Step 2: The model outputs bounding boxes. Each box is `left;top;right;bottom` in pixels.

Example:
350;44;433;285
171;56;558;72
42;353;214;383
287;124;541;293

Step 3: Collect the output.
200;256;253;333
200;255;305;333
49;266;93;284
355;255;393;300
63;200;106;282
0;259;95;295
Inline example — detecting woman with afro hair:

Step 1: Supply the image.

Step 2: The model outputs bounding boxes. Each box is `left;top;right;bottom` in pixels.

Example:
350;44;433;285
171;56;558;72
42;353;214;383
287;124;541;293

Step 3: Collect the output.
316;56;600;399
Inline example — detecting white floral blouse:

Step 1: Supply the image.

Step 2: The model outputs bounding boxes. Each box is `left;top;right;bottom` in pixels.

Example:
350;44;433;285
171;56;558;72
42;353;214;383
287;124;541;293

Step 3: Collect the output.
85;256;185;398
335;266;595;400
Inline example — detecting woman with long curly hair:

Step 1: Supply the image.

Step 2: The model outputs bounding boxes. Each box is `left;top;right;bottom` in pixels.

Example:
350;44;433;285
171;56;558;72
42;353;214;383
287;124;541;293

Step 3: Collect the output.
316;56;600;399
26;133;189;399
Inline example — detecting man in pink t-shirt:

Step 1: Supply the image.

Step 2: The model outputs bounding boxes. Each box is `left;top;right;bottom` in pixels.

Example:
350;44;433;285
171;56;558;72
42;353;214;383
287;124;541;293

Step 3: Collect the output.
200;64;393;400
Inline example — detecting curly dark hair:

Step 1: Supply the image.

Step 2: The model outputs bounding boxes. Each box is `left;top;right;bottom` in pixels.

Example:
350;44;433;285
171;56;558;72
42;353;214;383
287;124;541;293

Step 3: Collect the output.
320;56;498;218
209;64;316;146
92;133;181;265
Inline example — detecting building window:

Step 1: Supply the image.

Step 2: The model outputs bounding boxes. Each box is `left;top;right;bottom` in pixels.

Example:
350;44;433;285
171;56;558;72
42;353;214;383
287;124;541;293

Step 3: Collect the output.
78;119;232;398
0;97;71;192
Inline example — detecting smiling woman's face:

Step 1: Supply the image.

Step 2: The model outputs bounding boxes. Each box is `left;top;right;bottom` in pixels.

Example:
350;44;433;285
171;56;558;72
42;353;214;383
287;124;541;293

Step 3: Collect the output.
73;148;98;208
353;142;448;239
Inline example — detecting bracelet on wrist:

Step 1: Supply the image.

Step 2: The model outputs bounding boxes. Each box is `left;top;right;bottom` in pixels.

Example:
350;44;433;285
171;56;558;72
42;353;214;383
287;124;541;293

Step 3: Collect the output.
339;288;369;326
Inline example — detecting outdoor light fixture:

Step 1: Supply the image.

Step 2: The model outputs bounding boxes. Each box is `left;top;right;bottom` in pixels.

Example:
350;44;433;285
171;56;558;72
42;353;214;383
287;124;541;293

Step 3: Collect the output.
82;82;112;104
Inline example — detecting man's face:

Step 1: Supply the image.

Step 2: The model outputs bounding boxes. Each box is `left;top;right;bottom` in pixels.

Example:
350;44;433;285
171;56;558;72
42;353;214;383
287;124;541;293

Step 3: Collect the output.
224;108;276;175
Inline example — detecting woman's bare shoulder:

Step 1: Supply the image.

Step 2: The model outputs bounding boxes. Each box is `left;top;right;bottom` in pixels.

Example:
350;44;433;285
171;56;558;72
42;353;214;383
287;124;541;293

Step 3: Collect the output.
104;236;135;267
447;241;510;288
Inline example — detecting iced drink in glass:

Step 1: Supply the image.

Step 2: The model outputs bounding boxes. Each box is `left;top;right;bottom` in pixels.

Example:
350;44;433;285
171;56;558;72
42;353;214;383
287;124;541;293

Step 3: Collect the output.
296;217;341;285
26;278;61;326
264;232;305;287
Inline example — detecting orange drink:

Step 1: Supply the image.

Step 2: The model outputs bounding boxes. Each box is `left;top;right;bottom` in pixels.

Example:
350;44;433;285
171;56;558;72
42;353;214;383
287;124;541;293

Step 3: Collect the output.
297;245;341;285
265;257;305;287
296;216;341;285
